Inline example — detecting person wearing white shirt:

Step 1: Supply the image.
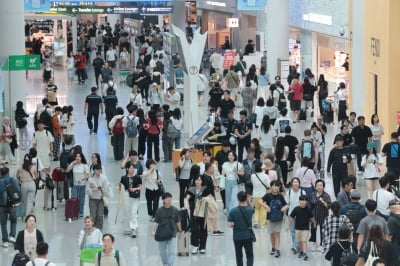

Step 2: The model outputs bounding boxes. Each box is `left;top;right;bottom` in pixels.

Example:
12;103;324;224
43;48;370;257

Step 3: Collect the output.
285;177;307;253
257;115;275;155
164;87;180;111
371;176;395;218
78;216;103;250
129;86;142;108
26;242;56;266
251;161;270;228
221;151;244;213
362;142;384;199
60;105;76;145
170;108;183;149
274;108;294;137
106;46;117;68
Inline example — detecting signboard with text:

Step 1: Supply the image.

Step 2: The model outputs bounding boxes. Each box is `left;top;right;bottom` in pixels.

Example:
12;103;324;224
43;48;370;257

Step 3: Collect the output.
52;1;94;6
9;55;41;71
237;0;265;10
223;50;237;69
25;0;51;12
40;6;173;14
50;0;172;1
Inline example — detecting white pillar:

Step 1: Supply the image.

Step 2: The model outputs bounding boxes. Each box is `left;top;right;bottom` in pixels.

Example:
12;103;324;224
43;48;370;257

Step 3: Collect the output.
72;18;77;54
351;0;364;115
300;30;317;75
266;0;289;77
170;0;186;31
0;0;26;117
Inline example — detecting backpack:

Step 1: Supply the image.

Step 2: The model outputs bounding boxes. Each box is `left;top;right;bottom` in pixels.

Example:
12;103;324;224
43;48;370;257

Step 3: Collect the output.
269;198;284;222
112;118;124;135
12;252;30;266
39;108;53;134
167;121;179;139
15;114;27;129
126;116;138;138
319;84;328;99
277;89;287;110
338;242;358;266
59;148;71;170
31;260;50;266
1;178;21;206
301;139;314;159
126;74;135;87
345;204;363;231
97;250;120;266
390;143;399;158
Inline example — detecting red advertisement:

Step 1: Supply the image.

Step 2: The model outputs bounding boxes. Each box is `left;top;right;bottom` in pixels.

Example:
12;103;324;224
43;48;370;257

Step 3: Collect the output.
223;50;236;69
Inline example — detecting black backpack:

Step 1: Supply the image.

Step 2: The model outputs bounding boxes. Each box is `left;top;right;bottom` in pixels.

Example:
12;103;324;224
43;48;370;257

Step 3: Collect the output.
59;148;71;170
338;242;358;266
1;178;21;206
15;114;27;129
301;139;314;159
12;252;30;266
345;204;363;232
39;108;53;134
319;84;328;99
126;74;135;87
277;90;287;111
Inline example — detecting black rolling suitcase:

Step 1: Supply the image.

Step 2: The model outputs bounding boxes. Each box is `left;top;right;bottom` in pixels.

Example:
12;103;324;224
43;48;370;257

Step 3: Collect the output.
178;209;190;256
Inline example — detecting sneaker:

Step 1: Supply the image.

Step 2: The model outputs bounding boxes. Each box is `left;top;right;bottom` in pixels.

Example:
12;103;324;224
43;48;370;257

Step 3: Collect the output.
292;248;298;255
2;242;8;248
253;223;259;229
192;247;198;254
212;231;224;236
124;230;131;235
131;230;137;238
8;237;15;244
259;226;265;229
298;252;304;258
303;255;308;261
274;250;280;258
93;132;97;135
199;249;206;254
270;248;276;255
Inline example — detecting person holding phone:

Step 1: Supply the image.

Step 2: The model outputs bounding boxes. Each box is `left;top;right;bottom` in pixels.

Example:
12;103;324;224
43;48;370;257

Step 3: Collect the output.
178;149;192;208
142;159;162;221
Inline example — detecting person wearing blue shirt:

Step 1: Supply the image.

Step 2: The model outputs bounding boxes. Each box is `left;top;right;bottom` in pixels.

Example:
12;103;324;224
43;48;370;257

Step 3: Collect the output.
339;189;366;240
0;167;20;247
228;191;254;266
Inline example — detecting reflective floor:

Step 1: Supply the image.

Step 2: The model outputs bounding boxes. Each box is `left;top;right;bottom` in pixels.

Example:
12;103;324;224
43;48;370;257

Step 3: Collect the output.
0;62;368;266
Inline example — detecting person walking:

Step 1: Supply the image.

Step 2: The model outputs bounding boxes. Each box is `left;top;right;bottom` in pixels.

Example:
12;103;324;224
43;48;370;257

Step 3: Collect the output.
14;214;44;259
250;161;270;229
15;101;29;150
152;192;182;266
123;104;139;155
78;216;102;249
0;167;19;248
92;52;104;87
142;159;161;221
222;152;244;214
84;87;104;135
146;110;162;162
109;107;125;161
177;149;193;208
51;106;62;161
95;234;127;266
1;117;16;164
103;88;118;135
15;154;38;217
228;191;254;266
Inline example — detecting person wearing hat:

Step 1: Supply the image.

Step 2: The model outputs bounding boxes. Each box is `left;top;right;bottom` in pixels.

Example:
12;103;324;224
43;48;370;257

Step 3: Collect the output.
327;135;352;196
340;189;366;240
388;199;400;263
164;87;180;110
86;164;110;231
361;141;383;198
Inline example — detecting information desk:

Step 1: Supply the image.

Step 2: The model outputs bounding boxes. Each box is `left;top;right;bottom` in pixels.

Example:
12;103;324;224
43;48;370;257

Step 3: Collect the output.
194;142;222;158
172;148;203;173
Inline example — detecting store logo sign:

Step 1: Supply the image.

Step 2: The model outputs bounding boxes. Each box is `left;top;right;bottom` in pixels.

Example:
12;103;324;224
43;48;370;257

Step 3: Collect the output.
371;37;380;57
303;13;332;26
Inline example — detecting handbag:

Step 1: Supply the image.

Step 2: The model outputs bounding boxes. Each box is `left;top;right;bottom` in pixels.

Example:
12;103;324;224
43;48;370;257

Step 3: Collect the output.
45;174;55;190
175;166;181;182
303;92;313;101
28;166;44;190
250;112;257;124
156;170;165;197
219;175;226;189
238;206;256;242
154;216;175;242
110;135;116;146
364;241;380;266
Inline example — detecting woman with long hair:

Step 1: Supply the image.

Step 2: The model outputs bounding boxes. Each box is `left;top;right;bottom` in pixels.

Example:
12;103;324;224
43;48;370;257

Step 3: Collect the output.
142;159;162;221
146;109;162;162
178;149;193;208
253;97;265;135
250;138;262;160
355;225;395;265
361;142;383;199
66;152;89;217
66;51;75;86
264;97;279;126
257;114;275;155
60;105;76;146
332;82;348;122
15;101;29;150
171;108;183;149
275;137;289;188
288;77;303;122
15;154;39;217
136;108;147;160
89;153;112;217
221;151;244;213
161;112;173;162
257;66;270;101
309;179;331;252
108;107;125;161
369;114;384;153
302;77;315;116
317;74;329;117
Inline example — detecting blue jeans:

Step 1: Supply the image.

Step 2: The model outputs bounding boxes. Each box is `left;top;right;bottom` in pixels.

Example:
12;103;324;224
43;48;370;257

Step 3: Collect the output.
300;186;314;199
0;206;16;243
290;220;298;250
72;185;86;216
159;237;176;266
225;179;239;214
173;132;181;149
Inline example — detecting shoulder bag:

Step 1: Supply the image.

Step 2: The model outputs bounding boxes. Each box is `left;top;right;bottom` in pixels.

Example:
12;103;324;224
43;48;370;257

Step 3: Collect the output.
255;173;268;191
154;214;175;242
238;206;256;242
375;190;389;220
364;241;380;266
156;170;165;197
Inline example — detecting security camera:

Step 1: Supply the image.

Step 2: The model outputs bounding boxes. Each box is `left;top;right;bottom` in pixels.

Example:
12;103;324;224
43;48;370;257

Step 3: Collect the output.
339;26;345;37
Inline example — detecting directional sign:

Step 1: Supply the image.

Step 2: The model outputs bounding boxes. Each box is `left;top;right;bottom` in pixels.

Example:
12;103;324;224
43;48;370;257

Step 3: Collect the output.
51;1;94;7
9;55;41;71
50;0;172;1
40;6;174;14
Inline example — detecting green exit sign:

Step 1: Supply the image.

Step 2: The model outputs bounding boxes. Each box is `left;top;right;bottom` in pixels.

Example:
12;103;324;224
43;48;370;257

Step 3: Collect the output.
9;55;41;71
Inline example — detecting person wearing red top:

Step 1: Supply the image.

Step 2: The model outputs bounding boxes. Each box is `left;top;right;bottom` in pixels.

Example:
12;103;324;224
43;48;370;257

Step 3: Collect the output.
51;107;62;161
146;110;162;162
74;51;87;85
288;77;303;122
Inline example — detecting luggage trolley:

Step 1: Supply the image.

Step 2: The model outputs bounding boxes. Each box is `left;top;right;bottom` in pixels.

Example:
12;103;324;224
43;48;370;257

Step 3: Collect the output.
119;68;132;87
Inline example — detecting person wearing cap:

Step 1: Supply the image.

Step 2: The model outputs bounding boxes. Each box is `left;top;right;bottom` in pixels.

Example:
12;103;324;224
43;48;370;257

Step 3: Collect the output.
327;135;352;196
340;189;366;241
388;199;400;262
336;176;357;206
152;192;182;266
372;175;395;220
164;87;180;110
362;141;383;198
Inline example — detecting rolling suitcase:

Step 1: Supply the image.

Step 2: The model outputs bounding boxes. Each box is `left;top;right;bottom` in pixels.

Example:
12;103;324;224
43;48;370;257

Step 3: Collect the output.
16;202;25;219
299;109;307;121
179;209;190;232
65;187;80;221
177;231;190;256
56;181;64;201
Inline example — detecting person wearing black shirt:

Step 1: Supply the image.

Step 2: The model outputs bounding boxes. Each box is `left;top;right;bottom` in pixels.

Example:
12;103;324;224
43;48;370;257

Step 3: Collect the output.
139;67;151;102
222;111;238;153
388;200;400;264
243;40;254;56
327;136;352;196
92;53;104;87
217;91;235;120
214;142;230;210
283;126;299;172
381;132;400;185
269;76;285;97
84;87;103;135
334;125;353;146
234;110;252;162
103;89;118;134
351;116;372;172
325;224;356;266
208;85;224;111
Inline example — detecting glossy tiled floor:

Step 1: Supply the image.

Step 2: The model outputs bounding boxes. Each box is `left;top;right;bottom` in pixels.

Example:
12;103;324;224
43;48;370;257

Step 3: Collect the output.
0;62;366;266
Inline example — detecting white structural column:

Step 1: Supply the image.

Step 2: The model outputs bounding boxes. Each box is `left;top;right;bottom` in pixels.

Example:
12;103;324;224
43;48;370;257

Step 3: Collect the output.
170;0;186;31
266;0;289;77
300;30;317;75
0;0;26;116
350;0;364;114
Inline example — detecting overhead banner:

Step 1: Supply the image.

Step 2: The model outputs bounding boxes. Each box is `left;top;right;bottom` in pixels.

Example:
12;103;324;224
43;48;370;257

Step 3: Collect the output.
51;1;94;6
25;0;52;12
237;0;265;10
40;6;174;14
